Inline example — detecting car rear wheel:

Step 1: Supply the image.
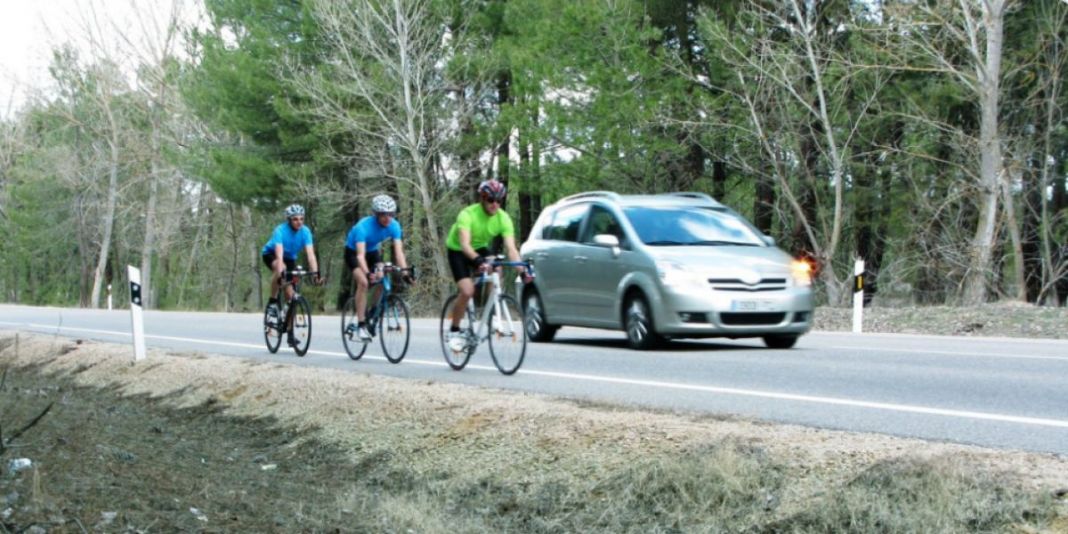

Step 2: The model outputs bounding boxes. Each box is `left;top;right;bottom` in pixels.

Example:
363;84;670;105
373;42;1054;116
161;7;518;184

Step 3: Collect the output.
624;294;662;350
762;334;798;349
524;291;558;342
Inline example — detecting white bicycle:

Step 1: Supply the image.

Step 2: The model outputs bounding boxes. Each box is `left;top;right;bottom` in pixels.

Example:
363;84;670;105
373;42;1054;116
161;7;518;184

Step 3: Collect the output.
438;257;535;375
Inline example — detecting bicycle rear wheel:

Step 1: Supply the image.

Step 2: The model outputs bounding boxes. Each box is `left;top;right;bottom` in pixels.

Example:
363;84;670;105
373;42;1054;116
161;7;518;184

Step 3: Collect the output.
264;304;282;354
289;296;313;356
341;297;368;360
439;294;476;370
488;294;527;375
379;295;410;364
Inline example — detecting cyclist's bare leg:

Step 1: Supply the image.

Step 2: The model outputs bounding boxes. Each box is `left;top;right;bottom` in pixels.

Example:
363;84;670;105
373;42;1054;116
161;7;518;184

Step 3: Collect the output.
270;256;287;301
451;277;476;329
353;266;370;321
369;262;385;309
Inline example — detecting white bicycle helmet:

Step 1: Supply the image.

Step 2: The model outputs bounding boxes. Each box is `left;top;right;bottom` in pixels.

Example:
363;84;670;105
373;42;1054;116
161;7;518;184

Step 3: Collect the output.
284;204;305;218
371;194;397;214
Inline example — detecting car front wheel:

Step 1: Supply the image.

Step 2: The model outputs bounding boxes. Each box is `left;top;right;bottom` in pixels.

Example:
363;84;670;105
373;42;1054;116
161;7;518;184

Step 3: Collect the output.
762;334;798;349
624;295;662;350
524;291;558;342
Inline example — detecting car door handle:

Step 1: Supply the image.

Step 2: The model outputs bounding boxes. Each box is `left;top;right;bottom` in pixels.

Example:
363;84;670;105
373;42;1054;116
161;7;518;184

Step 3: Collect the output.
533;252;548;259
574;255;587;262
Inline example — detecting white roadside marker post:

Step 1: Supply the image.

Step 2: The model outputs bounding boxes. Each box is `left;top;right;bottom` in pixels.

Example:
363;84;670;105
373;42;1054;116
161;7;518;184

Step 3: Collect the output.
128;266;147;361
852;258;864;334
107;283;113;311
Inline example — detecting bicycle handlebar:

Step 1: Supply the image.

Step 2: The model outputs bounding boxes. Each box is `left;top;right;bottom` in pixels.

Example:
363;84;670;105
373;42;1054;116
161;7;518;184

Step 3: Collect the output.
283;268;324;286
476;257;536;281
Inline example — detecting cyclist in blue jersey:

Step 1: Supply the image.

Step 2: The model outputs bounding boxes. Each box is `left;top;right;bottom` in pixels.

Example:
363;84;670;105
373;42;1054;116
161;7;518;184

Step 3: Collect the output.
344;194;414;340
262;204;321;314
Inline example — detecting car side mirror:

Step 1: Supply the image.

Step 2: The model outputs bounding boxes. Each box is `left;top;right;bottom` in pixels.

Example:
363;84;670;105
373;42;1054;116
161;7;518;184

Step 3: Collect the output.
762;234;776;246
593;234;622;258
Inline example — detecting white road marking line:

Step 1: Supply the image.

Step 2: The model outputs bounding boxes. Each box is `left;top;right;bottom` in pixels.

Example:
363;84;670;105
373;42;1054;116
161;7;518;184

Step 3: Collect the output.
829;345;1068;363
5;321;1068;429
1;321;462;369
515;369;1068;429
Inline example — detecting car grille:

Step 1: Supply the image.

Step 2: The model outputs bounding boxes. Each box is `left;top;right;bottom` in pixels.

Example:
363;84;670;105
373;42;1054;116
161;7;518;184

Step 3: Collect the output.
720;312;787;326
707;278;787;292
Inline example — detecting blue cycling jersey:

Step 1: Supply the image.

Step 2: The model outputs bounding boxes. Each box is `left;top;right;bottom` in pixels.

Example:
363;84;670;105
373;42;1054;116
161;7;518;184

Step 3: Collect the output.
261;223;314;260
345;216;402;252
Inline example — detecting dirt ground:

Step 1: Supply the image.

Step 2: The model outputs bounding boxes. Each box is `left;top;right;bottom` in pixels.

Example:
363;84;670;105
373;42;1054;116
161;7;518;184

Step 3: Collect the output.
1;332;1066;532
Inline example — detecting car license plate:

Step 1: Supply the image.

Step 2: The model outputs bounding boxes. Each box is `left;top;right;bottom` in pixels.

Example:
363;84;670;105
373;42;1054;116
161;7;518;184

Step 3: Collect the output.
731;299;775;312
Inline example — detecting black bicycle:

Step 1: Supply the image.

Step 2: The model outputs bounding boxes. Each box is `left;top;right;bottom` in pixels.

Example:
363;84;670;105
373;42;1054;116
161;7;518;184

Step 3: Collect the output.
341;263;414;363
264;267;318;356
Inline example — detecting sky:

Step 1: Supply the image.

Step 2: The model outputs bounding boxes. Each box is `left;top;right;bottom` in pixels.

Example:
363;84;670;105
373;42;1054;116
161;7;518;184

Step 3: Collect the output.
0;0;197;117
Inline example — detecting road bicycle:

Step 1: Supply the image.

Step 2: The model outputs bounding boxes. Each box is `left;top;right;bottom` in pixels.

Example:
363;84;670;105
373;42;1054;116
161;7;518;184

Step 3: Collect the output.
341;263;415;363
263;267;319;356
438;257;535;375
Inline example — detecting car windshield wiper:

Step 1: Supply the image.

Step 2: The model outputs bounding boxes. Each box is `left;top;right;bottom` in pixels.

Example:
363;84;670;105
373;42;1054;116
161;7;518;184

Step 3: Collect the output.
643;240;688;246
687;240;760;247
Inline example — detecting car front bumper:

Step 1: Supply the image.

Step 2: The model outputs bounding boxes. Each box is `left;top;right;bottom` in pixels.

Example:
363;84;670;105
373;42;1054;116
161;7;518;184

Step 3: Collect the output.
651;284;814;338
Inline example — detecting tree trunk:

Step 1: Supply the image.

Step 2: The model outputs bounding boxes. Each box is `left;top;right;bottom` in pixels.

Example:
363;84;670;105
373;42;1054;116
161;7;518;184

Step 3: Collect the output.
711;161;727;201
141;132;160;309
962;0;1005;305
753;169;774;235
999;166;1025;302
1022;155;1043;302
519;134;534;242
90;140;120;309
496;69;511;204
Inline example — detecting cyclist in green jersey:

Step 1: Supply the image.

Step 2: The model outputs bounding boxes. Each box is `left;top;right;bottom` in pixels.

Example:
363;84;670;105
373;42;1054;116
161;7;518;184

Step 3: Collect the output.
444;180;528;350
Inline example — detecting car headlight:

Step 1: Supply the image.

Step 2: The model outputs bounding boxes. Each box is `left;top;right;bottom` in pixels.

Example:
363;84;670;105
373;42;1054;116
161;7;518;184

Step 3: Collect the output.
657;261;706;288
791;259;813;286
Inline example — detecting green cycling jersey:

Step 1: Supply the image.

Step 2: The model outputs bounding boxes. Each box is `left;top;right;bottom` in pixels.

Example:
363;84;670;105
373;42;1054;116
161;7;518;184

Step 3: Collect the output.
446;203;515;251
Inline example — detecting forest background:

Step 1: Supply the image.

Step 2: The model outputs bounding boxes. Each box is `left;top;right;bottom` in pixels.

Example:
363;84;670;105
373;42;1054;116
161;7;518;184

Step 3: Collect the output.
1;0;1066;315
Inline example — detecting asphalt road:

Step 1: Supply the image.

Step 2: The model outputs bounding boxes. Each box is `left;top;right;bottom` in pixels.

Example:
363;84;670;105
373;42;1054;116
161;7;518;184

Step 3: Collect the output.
2;304;1066;455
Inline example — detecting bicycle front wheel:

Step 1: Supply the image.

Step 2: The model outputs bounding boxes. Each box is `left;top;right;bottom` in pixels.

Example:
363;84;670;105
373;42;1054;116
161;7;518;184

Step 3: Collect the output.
439;293;475;371
341;297;368;360
488;294;527;375
380;295;410;364
289;296;313;356
264;305;282;354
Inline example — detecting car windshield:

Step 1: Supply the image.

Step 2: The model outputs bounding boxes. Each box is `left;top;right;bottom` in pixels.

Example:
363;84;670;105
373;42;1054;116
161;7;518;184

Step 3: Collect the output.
623;207;765;247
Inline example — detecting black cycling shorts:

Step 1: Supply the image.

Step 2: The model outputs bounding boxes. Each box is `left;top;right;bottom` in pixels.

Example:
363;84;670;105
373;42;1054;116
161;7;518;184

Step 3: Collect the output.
344;247;382;272
262;252;296;273
447;247;491;282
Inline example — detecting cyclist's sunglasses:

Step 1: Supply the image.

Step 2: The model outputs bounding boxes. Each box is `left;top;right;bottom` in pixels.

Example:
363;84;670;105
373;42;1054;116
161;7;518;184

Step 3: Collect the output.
481;195;505;205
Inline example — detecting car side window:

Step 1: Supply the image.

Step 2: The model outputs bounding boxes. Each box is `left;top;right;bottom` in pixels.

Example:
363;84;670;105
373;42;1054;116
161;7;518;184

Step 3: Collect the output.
581;206;625;245
544;203;589;242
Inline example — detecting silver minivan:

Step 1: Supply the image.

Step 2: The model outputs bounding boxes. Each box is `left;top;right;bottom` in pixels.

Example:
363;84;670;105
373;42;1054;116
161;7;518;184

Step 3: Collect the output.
518;192;814;350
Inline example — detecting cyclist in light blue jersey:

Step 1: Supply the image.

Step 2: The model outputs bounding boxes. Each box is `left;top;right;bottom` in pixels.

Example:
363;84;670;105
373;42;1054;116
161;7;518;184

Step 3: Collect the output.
344;194;414;340
262;204;321;312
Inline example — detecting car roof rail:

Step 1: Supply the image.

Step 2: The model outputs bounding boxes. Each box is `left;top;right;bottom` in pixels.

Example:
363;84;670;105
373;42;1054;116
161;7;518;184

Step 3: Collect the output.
558;191;622;203
663;192;721;204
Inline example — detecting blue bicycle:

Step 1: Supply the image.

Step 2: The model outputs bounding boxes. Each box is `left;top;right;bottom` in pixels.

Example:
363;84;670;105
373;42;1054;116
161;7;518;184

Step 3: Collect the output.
341;263;414;363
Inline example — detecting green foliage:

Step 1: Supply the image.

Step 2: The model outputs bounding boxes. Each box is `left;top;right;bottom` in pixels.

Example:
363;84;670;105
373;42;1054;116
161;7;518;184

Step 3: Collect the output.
182;0;328;205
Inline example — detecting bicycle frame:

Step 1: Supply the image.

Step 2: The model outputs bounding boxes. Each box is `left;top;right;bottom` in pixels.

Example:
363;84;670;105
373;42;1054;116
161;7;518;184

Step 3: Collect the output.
467;260;531;341
366;263;413;323
466;271;507;341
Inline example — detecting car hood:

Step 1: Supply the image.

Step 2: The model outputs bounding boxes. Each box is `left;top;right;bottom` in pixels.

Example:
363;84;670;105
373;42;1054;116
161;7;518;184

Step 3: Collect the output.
648;246;795;276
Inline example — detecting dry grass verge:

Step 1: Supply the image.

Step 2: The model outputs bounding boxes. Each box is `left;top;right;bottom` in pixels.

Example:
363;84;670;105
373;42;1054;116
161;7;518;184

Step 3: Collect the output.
1;332;1065;532
815;303;1068;339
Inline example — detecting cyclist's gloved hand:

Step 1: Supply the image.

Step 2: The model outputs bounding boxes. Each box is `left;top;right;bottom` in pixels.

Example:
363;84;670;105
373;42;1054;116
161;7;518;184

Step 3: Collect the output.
473;255;491;273
402;272;415;284
312;272;323;285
